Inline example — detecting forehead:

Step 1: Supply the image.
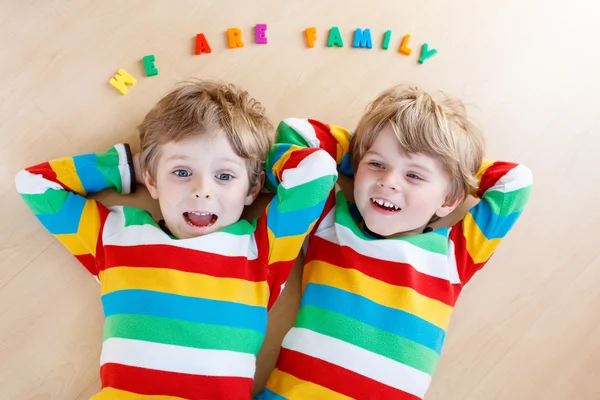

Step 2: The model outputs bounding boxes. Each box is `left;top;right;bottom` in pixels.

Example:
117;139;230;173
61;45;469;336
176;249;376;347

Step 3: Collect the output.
159;133;244;165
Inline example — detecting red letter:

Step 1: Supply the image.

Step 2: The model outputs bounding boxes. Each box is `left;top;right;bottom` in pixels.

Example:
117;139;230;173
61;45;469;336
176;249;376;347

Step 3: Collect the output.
195;33;212;55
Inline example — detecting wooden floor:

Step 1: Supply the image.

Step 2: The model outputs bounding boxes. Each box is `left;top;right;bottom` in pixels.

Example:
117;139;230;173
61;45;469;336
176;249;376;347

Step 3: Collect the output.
1;1;599;399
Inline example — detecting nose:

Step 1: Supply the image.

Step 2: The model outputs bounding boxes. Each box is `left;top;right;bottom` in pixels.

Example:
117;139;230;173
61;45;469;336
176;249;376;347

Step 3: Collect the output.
377;170;399;191
192;175;211;199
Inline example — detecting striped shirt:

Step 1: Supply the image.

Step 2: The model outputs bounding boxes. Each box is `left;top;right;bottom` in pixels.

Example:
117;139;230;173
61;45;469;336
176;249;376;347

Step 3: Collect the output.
15;141;337;399
258;118;533;400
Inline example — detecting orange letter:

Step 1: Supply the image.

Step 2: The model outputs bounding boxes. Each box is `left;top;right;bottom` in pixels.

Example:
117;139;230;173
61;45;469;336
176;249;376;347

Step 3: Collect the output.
227;28;244;48
305;27;317;48
398;34;412;56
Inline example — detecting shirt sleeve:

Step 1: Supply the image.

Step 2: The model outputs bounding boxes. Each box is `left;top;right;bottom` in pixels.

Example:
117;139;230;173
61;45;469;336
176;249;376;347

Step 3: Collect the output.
258;125;339;309
449;160;533;285
275;117;354;175
15;144;136;276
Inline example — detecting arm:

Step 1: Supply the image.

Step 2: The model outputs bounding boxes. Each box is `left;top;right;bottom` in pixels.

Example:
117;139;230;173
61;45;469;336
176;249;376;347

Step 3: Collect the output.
450;160;533;285
259;133;338;309
15;144;136;276
276;118;354;175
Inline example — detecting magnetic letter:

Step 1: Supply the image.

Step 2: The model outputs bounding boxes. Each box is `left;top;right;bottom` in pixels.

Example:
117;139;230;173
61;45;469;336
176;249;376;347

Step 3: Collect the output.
399;34;412;56
255;24;268;44
109;69;136;95
195;33;212;54
142;55;158;76
382;30;392;50
305;27;317;48
227;28;244;48
327;26;344;47
353;28;372;49
419;43;438;64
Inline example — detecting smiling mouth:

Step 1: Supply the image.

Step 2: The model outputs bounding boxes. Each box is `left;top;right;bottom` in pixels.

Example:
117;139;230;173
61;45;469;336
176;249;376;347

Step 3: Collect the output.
370;197;401;212
183;211;218;227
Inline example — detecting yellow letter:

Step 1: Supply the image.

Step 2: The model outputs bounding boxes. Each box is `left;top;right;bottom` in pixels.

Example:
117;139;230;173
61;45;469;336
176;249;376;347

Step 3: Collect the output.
109;69;136;95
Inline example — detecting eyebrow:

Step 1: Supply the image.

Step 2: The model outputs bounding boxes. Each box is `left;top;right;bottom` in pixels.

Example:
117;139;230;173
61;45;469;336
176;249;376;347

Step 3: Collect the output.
366;150;433;175
406;162;433;175
365;150;385;158
165;155;190;162
216;158;245;169
165;155;244;168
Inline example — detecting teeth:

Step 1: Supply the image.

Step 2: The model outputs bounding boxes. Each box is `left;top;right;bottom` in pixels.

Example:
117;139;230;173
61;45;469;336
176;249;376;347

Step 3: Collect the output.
189;211;212;216
371;198;400;211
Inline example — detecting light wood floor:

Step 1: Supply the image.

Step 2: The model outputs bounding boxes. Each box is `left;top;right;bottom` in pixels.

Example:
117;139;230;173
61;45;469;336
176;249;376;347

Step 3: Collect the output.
1;1;599;399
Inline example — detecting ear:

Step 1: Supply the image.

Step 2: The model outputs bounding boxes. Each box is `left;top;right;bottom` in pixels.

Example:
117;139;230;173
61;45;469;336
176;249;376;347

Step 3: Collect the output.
435;193;465;218
245;171;265;206
144;172;160;200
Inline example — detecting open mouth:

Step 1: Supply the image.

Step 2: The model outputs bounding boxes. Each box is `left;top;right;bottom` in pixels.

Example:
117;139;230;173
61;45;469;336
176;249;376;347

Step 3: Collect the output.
370;197;401;212
183;211;218;228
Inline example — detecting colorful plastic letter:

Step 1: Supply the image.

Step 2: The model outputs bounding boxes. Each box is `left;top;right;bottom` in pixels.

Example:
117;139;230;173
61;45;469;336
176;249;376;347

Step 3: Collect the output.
255;24;268;44
353;28;372;49
305;27;317;48
382;30;392;50
227;28;244;48
327;26;344;48
399;34;412;56
419;43;438;64
195;33;212;54
109;69;136;95
142;55;158;76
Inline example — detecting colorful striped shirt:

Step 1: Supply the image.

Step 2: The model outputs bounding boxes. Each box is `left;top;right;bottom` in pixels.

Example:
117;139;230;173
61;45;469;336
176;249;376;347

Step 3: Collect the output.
15;141;338;400
258;118;533;400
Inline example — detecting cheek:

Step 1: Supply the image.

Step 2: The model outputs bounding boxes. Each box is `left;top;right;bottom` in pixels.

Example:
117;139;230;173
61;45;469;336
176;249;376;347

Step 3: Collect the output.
354;169;373;192
222;183;249;205
161;182;187;204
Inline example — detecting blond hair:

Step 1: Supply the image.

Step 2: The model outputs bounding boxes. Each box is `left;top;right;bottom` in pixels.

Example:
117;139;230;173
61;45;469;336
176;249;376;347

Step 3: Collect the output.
351;85;486;203
138;80;275;189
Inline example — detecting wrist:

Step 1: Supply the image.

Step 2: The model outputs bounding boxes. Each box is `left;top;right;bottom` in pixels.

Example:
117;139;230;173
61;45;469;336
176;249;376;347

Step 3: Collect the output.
132;153;145;185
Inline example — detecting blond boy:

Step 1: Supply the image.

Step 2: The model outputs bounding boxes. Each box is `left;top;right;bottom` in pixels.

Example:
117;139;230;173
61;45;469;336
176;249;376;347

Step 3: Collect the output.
257;85;533;399
15;80;337;399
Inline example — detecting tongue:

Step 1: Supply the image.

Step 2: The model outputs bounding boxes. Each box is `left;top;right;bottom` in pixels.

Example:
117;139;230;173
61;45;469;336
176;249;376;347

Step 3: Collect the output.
186;212;214;227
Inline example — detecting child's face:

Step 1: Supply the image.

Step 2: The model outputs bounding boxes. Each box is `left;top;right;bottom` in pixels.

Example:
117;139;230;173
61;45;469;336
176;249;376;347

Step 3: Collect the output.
145;132;260;239
353;125;458;237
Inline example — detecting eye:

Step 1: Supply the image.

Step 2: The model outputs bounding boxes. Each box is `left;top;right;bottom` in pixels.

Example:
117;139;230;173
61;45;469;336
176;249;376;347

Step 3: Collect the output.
173;169;191;178
368;161;384;169
407;173;423;180
216;173;234;181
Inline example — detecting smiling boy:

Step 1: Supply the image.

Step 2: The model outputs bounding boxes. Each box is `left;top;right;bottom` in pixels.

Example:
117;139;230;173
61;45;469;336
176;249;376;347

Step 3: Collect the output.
257;85;533;399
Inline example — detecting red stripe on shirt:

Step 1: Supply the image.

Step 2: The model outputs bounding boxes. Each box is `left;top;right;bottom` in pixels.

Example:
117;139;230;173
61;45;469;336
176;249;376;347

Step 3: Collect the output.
100;363;252;400
310;191;336;236
308;119;339;161
307;235;460;307
101;244;267;282
449;221;481;286
277;348;420;400
256;205;300;311
74;254;98;276
26;162;64;188
276;147;322;182
477;161;517;197
93;203;111;273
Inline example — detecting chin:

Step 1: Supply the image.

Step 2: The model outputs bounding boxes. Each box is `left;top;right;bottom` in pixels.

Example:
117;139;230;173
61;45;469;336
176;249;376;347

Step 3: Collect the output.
363;220;395;237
